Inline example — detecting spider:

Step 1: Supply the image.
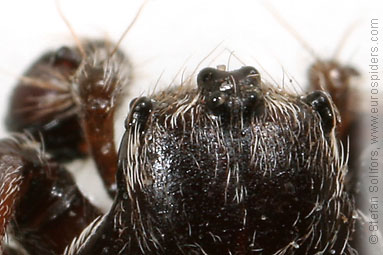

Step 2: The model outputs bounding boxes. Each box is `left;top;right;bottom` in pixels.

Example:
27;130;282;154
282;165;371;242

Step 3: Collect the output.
0;1;381;255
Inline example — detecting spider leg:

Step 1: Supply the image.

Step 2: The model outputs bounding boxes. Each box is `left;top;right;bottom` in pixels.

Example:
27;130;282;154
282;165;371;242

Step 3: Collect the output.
63;97;153;255
308;61;383;254
5;45;86;163
307;60;360;143
72;41;132;198
0;135;101;255
307;60;362;194
6;41;132;198
306;60;363;208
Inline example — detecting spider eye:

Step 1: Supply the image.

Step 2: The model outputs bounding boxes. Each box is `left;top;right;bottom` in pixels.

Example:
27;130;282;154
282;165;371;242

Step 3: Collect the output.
206;91;227;113
134;99;152;113
303;91;336;133
129;97;151;112
245;91;260;107
126;97;153;130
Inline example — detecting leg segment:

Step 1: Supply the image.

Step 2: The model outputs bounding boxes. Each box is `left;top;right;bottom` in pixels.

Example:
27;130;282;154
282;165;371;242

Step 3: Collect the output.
6;41;132;197
0;135;101;255
308;60;359;141
308;60;383;254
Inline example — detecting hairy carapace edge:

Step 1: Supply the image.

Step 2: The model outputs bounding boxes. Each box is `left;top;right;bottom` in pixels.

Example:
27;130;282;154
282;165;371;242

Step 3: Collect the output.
62;65;357;255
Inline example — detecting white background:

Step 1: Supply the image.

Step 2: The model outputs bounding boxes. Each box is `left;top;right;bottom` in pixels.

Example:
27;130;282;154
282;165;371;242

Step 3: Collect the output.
0;0;380;131
0;0;381;246
0;0;379;128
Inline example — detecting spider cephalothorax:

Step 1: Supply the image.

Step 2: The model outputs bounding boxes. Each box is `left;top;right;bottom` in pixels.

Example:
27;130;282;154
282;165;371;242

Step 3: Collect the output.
69;66;356;254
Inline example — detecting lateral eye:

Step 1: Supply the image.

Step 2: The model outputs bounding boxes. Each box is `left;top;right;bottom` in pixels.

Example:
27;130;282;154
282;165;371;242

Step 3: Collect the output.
132;98;152;114
126;97;153;130
303;91;336;133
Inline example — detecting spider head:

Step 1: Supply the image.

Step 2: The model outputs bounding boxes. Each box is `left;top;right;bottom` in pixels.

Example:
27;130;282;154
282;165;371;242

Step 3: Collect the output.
116;66;354;254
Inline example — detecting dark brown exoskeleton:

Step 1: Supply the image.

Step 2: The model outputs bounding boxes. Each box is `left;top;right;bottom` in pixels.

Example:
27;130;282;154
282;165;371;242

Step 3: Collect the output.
0;18;380;255
0;40;130;254
5;40;131;196
62;66;356;254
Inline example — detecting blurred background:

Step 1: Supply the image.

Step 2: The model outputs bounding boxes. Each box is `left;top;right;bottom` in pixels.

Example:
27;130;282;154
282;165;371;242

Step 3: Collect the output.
0;0;376;131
